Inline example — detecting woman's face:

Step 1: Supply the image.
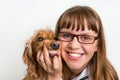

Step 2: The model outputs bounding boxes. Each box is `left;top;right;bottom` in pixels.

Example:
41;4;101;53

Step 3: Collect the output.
59;25;98;75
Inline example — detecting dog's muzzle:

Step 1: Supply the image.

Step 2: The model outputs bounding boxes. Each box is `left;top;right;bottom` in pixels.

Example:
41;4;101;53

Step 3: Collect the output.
50;41;60;50
49;41;60;58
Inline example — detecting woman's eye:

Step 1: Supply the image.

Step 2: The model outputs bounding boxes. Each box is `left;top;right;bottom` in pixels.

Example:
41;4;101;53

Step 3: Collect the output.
81;36;92;41
62;33;71;38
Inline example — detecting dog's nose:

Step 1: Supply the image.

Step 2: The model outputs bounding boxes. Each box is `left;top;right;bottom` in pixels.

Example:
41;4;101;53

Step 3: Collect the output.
50;42;59;50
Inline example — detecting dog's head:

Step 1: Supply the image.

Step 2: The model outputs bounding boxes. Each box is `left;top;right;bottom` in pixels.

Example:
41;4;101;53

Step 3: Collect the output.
23;29;70;80
23;29;60;66
32;29;60;58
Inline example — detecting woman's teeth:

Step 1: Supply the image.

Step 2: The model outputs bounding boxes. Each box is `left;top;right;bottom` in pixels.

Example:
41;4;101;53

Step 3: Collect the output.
68;53;82;57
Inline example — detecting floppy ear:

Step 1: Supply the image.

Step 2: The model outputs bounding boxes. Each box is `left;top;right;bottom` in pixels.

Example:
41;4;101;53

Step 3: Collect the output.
23;42;35;66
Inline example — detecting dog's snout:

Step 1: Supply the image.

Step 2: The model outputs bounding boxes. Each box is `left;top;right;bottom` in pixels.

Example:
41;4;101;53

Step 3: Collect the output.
50;42;59;50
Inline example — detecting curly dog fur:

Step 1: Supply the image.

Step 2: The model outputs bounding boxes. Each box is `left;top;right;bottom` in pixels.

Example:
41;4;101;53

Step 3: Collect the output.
23;29;70;80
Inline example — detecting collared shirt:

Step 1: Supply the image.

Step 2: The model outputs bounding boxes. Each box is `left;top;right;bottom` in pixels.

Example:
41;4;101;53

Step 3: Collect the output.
72;68;89;80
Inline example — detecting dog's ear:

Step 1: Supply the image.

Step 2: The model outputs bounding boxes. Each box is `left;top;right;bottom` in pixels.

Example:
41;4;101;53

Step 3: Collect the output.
23;42;35;66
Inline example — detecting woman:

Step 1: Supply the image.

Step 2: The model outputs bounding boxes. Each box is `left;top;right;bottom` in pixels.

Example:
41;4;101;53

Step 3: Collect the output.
38;5;119;80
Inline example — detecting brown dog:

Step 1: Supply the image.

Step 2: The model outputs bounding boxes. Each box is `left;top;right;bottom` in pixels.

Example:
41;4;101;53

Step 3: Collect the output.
23;29;70;80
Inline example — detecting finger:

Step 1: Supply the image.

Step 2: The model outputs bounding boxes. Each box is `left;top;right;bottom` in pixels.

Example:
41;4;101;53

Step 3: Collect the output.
40;61;47;70
57;49;62;65
39;52;47;70
39;51;44;62
36;50;41;63
53;56;59;69
37;51;44;64
43;44;51;65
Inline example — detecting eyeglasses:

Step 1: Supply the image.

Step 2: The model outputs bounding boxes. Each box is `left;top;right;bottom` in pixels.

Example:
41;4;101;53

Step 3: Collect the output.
57;32;98;44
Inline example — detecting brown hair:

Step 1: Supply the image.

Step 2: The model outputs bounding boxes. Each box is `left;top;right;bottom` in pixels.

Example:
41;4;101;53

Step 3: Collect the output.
55;5;119;80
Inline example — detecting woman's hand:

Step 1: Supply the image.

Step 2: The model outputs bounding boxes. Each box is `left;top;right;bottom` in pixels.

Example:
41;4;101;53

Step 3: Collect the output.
37;44;62;80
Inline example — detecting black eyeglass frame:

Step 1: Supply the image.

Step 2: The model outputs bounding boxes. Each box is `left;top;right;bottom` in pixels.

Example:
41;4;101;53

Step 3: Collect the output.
56;32;98;44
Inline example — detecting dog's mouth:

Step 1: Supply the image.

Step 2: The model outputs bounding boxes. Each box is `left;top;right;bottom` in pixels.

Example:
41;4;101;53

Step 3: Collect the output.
49;50;58;58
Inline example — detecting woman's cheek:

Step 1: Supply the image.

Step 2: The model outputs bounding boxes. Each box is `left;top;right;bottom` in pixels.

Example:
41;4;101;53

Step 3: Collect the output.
83;44;97;55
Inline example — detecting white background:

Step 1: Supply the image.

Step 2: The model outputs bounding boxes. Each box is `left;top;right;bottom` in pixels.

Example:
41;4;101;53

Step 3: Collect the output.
0;0;120;80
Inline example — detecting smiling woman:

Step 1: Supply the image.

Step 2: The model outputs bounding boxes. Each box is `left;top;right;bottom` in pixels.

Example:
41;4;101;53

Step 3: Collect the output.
54;5;119;80
38;5;119;80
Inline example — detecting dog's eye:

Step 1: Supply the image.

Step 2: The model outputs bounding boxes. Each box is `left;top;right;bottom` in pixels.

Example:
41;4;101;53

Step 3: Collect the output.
37;37;44;42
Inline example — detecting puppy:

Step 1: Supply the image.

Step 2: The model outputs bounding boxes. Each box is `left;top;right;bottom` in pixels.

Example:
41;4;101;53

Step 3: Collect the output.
23;29;60;80
23;29;70;80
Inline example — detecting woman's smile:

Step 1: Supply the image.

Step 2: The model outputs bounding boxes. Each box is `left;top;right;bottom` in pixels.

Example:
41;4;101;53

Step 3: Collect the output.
66;50;85;60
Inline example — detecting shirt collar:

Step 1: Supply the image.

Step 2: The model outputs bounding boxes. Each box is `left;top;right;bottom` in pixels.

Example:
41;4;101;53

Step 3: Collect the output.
72;68;89;80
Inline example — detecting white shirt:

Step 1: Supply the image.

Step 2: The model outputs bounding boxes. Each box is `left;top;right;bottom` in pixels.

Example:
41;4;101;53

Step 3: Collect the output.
72;68;89;80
